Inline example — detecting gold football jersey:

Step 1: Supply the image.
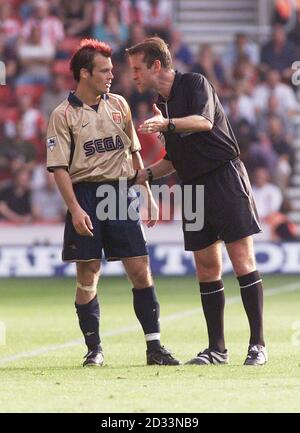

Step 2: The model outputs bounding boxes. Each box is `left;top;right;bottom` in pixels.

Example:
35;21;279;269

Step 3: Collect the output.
47;92;141;183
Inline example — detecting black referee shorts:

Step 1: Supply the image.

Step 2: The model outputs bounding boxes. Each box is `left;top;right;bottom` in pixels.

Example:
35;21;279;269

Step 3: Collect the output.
182;158;261;251
62;181;148;262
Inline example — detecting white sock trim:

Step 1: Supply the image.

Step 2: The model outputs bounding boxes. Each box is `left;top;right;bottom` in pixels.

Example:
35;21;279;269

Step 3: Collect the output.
240;279;262;289
200;287;224;296
145;333;161;342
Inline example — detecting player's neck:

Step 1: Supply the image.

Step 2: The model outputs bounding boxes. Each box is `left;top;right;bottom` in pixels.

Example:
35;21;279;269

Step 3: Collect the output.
157;69;175;100
74;85;100;106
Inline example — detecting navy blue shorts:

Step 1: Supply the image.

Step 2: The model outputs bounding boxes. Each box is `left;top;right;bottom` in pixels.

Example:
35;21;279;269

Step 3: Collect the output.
182;158;262;251
62;181;148;262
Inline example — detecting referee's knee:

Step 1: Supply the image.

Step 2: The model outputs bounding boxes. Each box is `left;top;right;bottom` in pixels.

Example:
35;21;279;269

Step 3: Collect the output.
196;264;222;282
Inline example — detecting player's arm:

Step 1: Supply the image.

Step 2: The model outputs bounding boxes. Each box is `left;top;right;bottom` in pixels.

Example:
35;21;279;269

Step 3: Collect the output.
138;104;212;134
46;110;93;237
53;168;94;237
132;151;159;228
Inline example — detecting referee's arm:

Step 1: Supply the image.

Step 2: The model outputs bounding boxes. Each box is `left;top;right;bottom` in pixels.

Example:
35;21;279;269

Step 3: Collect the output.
138;104;213;135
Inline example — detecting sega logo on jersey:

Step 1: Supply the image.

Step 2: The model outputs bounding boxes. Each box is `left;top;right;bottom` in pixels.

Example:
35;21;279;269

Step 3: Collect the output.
83;135;125;157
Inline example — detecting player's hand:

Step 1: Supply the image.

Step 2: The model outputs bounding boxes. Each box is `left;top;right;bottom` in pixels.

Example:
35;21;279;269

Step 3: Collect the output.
138;104;168;134
134;169;148;184
71;206;94;237
145;197;159;228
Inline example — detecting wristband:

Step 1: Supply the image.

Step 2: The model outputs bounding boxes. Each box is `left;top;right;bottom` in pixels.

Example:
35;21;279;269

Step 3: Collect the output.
146;167;154;183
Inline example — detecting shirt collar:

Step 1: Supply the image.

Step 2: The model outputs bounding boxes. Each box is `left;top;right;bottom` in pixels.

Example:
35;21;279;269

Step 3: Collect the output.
67;91;109;107
157;70;183;103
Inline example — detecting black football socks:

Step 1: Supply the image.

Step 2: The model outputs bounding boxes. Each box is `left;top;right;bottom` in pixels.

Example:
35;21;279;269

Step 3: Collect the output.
199;280;226;353
238;270;265;346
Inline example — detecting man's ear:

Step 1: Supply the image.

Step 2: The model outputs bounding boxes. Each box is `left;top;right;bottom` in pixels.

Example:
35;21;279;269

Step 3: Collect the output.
80;68;90;80
153;59;161;73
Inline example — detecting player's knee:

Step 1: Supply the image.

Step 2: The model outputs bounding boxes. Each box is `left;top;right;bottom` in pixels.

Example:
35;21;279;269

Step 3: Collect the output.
131;266;152;288
77;261;100;285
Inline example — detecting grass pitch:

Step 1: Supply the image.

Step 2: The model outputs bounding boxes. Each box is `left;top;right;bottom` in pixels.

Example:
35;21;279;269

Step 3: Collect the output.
0;275;300;413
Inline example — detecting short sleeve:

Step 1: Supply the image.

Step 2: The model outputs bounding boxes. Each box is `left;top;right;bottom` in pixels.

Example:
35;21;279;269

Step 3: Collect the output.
46;109;71;172
122;99;141;153
188;74;215;124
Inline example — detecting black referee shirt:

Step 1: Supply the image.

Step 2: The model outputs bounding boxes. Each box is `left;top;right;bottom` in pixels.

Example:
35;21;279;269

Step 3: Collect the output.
157;71;240;182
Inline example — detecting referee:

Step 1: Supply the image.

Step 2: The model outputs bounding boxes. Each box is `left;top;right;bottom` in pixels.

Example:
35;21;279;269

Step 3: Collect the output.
46;39;180;367
127;37;267;366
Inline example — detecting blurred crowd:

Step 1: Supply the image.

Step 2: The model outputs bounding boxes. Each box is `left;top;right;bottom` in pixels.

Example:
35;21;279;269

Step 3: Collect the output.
0;0;300;240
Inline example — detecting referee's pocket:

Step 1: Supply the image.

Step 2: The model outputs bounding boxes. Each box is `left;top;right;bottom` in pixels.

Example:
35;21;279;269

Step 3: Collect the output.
228;160;250;199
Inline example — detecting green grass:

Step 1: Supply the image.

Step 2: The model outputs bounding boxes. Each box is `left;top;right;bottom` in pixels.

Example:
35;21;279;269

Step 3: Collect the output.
0;275;300;413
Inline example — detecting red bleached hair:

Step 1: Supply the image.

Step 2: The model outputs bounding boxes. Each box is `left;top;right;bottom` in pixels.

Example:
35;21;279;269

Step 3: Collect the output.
78;39;112;57
70;39;112;82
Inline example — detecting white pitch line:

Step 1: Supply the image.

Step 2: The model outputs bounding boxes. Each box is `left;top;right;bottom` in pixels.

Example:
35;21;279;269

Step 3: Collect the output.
0;282;299;366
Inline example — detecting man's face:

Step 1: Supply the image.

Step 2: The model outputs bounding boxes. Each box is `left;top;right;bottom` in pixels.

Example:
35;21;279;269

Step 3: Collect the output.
128;53;155;93
85;54;114;95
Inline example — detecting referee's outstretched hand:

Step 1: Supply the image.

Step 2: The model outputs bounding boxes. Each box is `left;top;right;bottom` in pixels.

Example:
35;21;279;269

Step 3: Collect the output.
138;104;168;134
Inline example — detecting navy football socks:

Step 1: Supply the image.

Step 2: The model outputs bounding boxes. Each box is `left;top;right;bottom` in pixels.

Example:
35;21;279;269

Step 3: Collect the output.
132;286;161;351
75;295;101;351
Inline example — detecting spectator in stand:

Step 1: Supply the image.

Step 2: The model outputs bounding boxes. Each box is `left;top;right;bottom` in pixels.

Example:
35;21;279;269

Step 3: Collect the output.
260;24;297;79
21;0;64;49
257;94;293;138
60;0;93;38
115;22;147;62
40;74;69;119
0;33;18;86
4;119;37;168
251;164;298;241
0;168;33;223
232;53;258;85
234;79;257;125
92;6;129;52
17;23;55;86
253;69;299;117
226;95;257;167
191;44;226;94
251;165;283;240
169;29;193;72
0;2;22;45
287;3;300;47
93;0;134;27
31;170;66;222
266;115;294;190
249;115;293;190
137;0;172;41
222;33;260;76
17;94;46;162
